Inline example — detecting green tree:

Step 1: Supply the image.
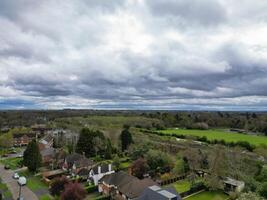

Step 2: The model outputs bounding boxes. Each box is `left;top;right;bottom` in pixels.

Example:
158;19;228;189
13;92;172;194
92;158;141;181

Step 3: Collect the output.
258;182;267;199
131;158;149;179
76;128;105;157
0;132;13;148
120;126;133;151
105;139;113;159
237;192;264;200
173;156;186;175
23;139;42;172
145;149;173;173
113;155;121;171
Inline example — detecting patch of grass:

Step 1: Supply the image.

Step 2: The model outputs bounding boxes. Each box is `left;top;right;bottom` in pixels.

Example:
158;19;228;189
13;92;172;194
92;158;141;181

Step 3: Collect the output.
27;176;48;191
18;171;48;192
0;157;22;170
185;191;228;200
160;129;267;146
170;180;191;193
120;161;131;169
0;181;12;198
39;194;52;200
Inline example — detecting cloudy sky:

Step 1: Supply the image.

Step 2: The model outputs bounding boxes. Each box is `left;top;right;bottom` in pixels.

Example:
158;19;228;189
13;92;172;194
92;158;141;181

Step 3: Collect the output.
1;0;267;110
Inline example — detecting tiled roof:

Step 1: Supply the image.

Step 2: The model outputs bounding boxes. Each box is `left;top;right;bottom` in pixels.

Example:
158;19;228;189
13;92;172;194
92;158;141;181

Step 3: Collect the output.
137;185;181;200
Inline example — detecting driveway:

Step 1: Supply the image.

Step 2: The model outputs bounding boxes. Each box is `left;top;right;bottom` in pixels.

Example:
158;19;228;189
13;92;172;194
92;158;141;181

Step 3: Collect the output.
0;164;38;200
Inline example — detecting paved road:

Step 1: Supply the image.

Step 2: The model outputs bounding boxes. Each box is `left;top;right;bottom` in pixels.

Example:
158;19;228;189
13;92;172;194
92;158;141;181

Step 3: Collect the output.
0;164;38;200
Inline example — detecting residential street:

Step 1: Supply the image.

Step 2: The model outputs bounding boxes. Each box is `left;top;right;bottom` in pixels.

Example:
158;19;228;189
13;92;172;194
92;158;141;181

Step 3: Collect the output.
0;164;38;200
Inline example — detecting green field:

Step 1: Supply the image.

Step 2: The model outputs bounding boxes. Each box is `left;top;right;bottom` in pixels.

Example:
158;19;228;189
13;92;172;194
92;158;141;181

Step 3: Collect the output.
185;191;228;200
160;129;267;146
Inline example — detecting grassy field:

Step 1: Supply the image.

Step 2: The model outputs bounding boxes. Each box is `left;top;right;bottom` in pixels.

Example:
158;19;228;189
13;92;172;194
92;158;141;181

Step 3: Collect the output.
160;129;267;146
0;157;22;170
185;191;228;200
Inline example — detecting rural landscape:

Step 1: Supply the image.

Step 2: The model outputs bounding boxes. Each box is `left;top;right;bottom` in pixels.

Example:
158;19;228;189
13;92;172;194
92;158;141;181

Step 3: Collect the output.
0;110;266;200
1;0;267;200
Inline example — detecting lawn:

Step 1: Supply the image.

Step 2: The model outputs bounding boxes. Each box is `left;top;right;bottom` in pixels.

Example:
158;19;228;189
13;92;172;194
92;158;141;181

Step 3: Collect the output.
19;171;48;192
120;161;131;169
185;191;228;200
160;129;267;146
0;181;12;199
0;157;22;170
170;180;191;193
39;194;53;200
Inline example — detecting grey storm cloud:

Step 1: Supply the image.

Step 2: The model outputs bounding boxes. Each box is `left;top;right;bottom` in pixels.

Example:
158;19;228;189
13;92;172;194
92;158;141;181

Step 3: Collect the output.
1;0;267;110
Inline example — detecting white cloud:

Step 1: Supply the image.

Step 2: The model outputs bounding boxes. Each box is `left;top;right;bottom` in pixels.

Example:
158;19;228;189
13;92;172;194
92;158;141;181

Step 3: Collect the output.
0;0;267;110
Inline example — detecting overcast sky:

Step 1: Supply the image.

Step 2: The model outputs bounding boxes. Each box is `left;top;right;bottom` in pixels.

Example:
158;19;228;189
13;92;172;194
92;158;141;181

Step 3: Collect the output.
1;0;267;110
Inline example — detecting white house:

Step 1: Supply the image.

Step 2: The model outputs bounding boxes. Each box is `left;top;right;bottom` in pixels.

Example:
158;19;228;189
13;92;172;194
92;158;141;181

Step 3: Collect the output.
88;164;114;185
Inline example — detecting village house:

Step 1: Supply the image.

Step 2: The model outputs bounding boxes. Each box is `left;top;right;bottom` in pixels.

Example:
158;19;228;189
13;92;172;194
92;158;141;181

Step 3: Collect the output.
88;163;115;185
40;147;56;165
223;177;245;194
137;185;181;200
13;133;36;146
62;153;95;176
39;134;54;150
98;171;157;200
31;124;52;136
51;129;79;146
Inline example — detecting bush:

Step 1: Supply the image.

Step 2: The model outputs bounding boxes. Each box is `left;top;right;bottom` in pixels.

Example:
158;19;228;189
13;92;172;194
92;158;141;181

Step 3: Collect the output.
85;185;98;193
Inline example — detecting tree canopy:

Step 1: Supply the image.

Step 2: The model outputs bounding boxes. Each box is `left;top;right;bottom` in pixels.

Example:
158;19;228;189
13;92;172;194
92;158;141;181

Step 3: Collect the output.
23;139;42;172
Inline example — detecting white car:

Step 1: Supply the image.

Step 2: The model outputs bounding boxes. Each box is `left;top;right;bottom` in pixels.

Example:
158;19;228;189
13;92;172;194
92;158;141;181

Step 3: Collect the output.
18;176;27;186
13;173;20;179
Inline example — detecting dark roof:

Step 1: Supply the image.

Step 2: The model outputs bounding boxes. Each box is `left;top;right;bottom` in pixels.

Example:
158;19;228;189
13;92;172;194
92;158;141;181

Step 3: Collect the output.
77;168;90;176
100;171;136;187
91;164;112;174
13;133;36;138
120;178;156;199
137;185;181;200
40;148;55;157
65;153;94;168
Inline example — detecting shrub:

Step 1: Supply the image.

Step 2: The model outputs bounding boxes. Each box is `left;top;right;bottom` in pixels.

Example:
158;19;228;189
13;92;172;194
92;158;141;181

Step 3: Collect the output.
85;185;98;193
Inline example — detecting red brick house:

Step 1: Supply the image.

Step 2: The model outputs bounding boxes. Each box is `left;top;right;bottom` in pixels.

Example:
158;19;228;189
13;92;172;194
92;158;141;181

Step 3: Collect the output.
13;133;36;146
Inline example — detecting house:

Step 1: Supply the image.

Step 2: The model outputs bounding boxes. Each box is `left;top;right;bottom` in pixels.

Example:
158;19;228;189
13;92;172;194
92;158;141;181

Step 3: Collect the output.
52;129;79;147
137;185;181;200
40;147;56;165
31;124;52;135
223;177;245;194
88;164;115;185
13;133;36;146
39;134;54;150
99;171;157;199
62;153;95;176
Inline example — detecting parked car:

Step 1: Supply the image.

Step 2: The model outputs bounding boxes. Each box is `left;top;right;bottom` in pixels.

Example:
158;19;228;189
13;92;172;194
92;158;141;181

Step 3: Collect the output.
13;173;20;179
18;177;27;186
4;165;10;170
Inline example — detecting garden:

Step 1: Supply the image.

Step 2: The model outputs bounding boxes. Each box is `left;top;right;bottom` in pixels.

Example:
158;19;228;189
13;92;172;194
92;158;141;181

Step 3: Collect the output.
185;191;228;200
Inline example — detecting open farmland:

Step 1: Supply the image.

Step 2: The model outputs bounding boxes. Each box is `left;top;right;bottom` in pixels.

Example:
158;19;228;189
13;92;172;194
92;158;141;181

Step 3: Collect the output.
160;129;267;146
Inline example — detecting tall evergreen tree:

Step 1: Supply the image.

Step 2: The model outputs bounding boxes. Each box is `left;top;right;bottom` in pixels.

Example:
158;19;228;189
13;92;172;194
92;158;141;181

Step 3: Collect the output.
120;126;133;151
23;139;42;172
76;128;105;157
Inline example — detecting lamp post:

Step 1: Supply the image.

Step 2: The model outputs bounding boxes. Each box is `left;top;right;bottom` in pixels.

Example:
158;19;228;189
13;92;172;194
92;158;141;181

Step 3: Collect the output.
18;184;22;200
17;177;26;200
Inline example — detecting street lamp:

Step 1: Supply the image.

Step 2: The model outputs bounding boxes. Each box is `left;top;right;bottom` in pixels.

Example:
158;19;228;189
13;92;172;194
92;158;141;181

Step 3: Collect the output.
17;177;26;200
